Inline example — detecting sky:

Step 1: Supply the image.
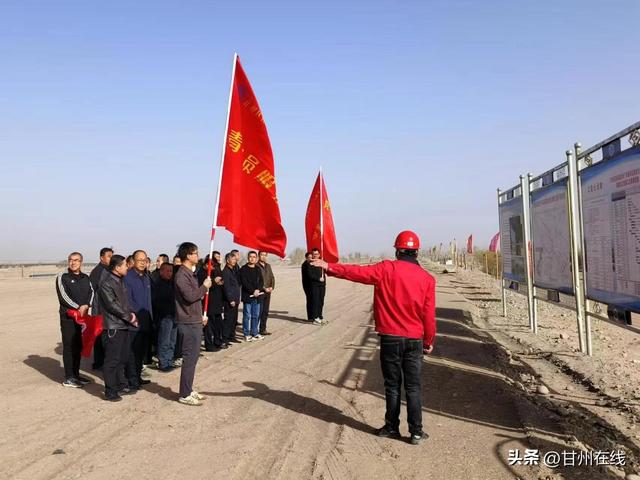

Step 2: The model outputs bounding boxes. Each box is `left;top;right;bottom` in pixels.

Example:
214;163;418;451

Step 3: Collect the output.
1;0;638;262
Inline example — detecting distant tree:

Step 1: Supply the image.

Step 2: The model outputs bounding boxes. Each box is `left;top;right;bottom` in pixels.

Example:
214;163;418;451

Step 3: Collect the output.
289;247;306;265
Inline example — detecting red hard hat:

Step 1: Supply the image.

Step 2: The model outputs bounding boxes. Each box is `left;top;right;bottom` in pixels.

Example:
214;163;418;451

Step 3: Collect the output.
394;230;420;250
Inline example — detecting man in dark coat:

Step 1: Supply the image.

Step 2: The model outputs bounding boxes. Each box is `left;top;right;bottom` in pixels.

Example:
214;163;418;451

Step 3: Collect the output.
222;252;241;345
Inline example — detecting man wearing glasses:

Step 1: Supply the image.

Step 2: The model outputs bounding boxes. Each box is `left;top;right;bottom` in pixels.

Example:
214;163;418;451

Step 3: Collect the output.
123;249;153;390
174;242;212;406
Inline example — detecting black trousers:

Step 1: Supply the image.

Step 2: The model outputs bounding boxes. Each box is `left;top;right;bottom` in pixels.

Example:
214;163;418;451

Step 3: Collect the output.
379;335;423;435
92;334;105;369
178;323;202;398
102;329;130;396
60;317;82;380
309;285;326;320
303;288;312;320
259;292;271;333
223;303;238;342
125;329;149;388
204;313;223;349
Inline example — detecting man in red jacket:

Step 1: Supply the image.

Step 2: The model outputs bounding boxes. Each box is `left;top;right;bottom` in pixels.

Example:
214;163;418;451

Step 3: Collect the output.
312;230;436;445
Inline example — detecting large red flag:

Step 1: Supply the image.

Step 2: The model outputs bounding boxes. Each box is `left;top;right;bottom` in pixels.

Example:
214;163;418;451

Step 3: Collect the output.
305;171;339;263
215;54;287;257
466;234;474;254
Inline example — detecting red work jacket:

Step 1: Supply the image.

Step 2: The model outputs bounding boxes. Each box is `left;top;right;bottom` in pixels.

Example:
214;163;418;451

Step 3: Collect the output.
327;258;436;346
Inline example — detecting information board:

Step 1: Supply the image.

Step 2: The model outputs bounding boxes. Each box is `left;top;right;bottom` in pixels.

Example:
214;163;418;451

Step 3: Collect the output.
499;195;526;283
530;180;572;294
581;146;640;311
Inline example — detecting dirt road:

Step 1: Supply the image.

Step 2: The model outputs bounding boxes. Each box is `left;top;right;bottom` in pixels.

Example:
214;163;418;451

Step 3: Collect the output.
1;266;578;479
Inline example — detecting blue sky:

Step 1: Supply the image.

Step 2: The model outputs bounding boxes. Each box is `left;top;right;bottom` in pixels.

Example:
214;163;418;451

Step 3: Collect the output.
1;0;638;262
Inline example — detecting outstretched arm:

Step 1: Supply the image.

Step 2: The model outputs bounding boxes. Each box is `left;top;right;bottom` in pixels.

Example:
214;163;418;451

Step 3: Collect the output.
311;260;385;286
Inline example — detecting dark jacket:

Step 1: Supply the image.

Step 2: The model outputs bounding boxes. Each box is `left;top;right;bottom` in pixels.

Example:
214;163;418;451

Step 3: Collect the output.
99;272;135;330
305;263;326;288
89;263;109;313
152;277;176;320
56;270;94;317
174;265;207;324
258;262;275;290
197;263;223;315
124;269;153;331
239;264;264;303
301;261;310;294
222;265;241;304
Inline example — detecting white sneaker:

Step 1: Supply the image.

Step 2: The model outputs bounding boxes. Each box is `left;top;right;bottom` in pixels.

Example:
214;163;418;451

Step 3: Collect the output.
191;391;205;401
312;318;323;325
245;335;254;342
253;334;264;340
321;319;329;325
172;358;183;368
178;394;202;406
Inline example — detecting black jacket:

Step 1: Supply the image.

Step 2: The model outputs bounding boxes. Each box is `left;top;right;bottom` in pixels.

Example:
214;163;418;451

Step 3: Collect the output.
222;265;241;304
301;261;310;293
198;263;224;315
99;272;134;330
239;264;264;303
152;277;176;320
56;270;94;317
89;263;109;313
305;263;326;288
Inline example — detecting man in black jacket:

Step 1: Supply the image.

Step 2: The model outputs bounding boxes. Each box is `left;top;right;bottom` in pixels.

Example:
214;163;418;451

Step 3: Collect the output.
99;254;139;401
300;252;312;320
89;247;113;370
222;252;241;345
152;262;176;371
222;252;240;347
56;251;94;388
198;254;225;351
306;248;328;325
239;251;264;342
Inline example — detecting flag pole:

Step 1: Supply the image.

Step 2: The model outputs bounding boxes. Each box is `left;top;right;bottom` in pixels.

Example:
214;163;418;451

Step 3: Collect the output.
319;167;324;259
204;52;237;312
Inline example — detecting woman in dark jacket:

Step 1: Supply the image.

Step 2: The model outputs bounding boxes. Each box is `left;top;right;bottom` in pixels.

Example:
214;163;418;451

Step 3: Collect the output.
198;253;225;351
99;254;138;401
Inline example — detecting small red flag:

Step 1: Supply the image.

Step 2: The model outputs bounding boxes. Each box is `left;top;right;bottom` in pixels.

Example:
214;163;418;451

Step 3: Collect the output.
466;234;474;254
215;55;287;257
305;171;339;263
489;232;500;252
67;310;103;358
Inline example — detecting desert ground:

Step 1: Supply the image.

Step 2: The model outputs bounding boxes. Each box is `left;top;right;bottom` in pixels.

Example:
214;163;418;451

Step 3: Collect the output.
1;265;637;479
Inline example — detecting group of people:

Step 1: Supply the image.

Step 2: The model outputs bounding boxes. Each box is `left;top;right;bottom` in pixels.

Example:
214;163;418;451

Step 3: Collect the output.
56;242;277;406
55;230;438;445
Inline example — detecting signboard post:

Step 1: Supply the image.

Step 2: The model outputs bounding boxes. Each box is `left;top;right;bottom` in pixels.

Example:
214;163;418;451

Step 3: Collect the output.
498;188;507;317
567;149;588;354
521;174;537;333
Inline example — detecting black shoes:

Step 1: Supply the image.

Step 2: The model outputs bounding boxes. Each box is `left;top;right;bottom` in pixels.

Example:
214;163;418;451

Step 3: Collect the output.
118;388;136;396
259;331;272;336
376;425;401;439
76;375;91;385
104;394;122;402
138;378;151;385
62;378;84;388
410;432;429;445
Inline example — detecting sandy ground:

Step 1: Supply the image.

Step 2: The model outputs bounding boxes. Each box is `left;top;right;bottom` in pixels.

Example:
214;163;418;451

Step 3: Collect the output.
1;265;632;479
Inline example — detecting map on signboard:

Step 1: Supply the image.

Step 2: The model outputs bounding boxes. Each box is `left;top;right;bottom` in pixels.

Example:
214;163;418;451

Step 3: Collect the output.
581;146;640;312
530;181;572;294
499;195;526;283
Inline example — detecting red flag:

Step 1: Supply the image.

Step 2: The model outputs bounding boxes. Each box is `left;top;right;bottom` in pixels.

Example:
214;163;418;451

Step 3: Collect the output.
489;232;500;252
466;234;473;254
67;309;103;358
215;54;287;257
305;171;339;263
